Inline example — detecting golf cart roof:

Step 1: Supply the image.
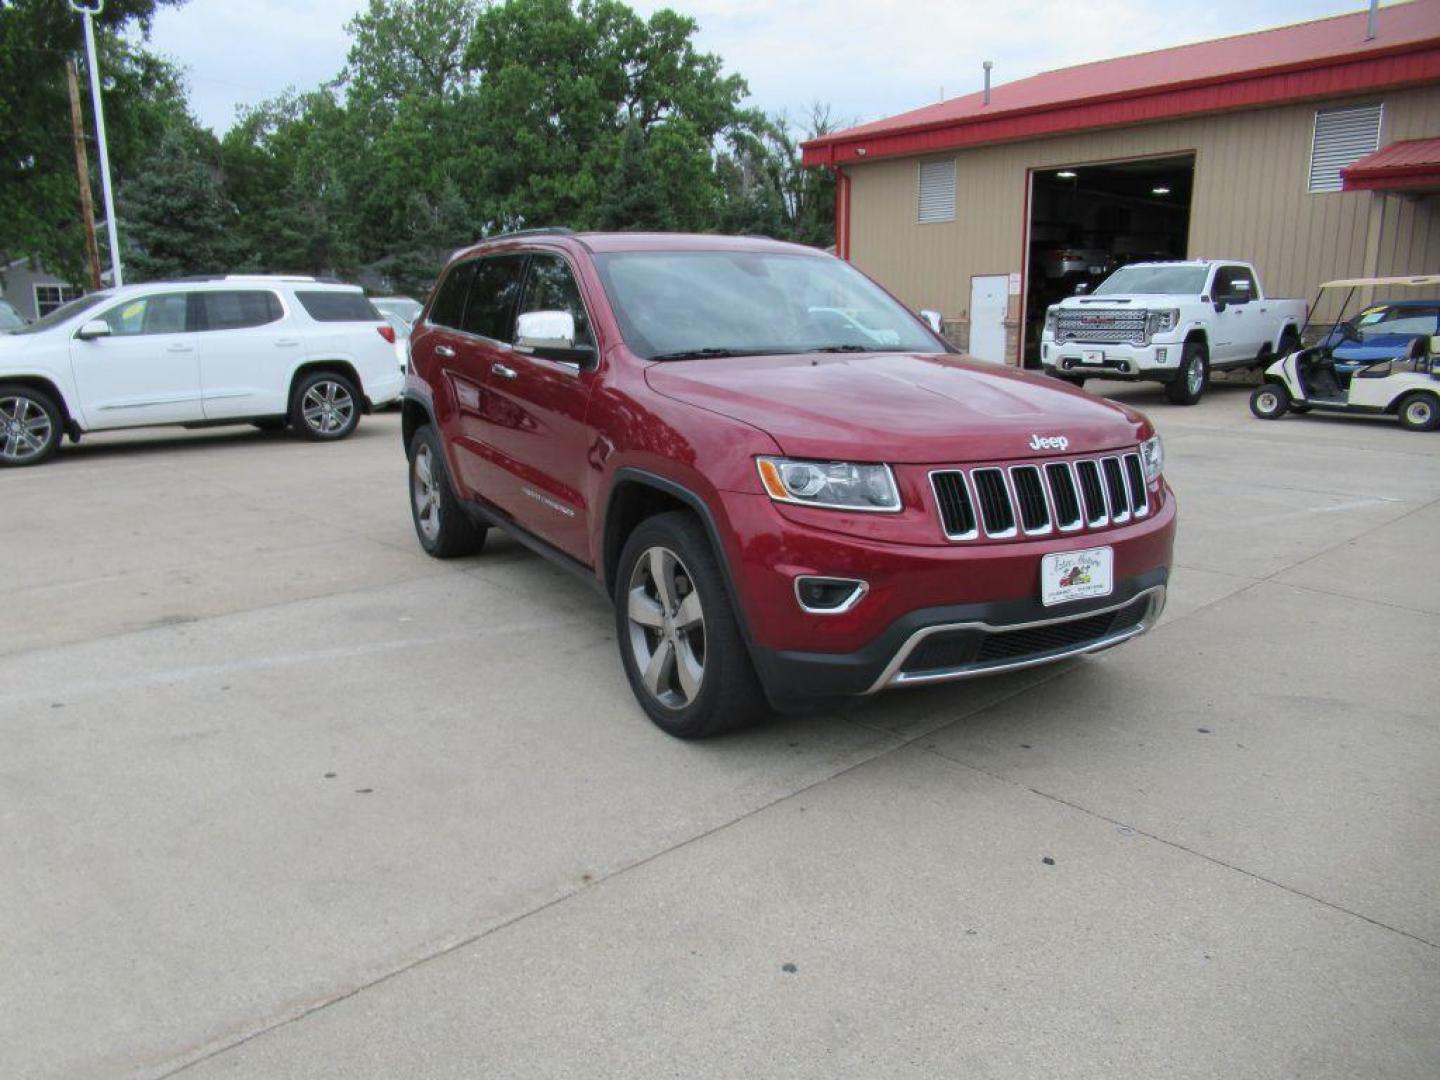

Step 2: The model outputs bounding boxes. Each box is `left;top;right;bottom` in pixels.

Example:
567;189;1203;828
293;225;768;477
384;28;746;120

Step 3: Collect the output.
1319;274;1440;289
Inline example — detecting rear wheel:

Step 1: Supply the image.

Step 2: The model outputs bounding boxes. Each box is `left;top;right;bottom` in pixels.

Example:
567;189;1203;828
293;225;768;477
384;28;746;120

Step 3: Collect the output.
1397;392;1440;432
1249;382;1289;420
0;384;63;467
1277;327;1301;358
1166;343;1208;405
615;512;769;739
407;425;487;557
291;371;361;441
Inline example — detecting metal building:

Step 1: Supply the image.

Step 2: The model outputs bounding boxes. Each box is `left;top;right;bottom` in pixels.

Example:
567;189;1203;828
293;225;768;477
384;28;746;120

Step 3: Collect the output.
801;1;1440;365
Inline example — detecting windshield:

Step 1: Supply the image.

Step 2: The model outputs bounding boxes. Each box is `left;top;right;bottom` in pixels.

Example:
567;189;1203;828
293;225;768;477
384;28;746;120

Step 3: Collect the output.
1095;265;1209;296
10;291;110;335
0;300;25;330
592;251;947;360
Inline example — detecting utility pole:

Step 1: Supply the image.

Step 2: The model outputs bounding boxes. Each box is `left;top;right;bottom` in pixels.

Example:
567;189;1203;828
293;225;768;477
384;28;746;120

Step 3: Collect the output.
65;59;104;291
70;0;123;287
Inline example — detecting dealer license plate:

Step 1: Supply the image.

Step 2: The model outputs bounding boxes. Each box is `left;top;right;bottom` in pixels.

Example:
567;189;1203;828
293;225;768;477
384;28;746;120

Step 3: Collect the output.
1081;349;1105;365
1041;547;1114;606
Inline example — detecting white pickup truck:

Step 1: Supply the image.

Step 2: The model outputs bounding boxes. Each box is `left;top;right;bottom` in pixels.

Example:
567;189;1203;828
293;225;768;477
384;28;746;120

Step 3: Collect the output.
1039;260;1306;404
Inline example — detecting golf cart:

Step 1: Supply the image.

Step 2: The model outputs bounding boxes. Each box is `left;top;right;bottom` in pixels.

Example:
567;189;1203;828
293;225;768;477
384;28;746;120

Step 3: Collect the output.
1250;274;1440;432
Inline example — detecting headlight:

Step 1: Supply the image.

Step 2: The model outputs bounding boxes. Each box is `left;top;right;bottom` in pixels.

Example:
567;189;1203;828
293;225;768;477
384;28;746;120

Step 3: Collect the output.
1139;434;1164;484
757;457;901;512
1145;309;1179;337
1044;306;1059;335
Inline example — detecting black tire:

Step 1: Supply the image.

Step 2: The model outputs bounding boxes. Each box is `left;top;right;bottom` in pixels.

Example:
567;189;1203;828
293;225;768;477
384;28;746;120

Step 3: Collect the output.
1277;327;1301;358
1249;382;1289;420
0;382;64;467
614;511;770;739
290;370;361;441
251;418;287;432
407;425;488;558
1396;392;1440;432
1166;342;1209;405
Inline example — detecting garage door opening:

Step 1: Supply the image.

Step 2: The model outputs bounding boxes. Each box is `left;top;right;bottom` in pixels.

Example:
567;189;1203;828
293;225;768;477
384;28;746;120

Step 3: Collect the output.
1022;153;1195;367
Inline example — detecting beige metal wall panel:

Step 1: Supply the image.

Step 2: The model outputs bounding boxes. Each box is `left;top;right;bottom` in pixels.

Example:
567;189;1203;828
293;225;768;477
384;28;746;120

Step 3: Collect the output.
845;84;1440;358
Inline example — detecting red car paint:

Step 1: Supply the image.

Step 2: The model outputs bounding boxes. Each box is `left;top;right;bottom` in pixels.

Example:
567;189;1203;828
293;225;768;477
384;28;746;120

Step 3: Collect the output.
405;232;1175;704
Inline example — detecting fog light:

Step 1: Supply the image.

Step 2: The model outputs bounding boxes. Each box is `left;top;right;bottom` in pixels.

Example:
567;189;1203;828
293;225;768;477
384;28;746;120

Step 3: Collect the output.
1154;347;1168;362
795;576;867;615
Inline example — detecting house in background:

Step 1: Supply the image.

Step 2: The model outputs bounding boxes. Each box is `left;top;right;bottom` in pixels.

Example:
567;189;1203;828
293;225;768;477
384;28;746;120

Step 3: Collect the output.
802;0;1440;366
0;258;87;321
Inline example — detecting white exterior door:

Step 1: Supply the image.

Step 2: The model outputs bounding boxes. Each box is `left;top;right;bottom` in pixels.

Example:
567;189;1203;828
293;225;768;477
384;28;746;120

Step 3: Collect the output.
68;292;202;429
968;275;1009;363
196;289;296;419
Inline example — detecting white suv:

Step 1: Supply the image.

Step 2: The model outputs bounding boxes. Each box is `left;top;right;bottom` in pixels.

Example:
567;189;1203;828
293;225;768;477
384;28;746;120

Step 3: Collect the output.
0;275;404;467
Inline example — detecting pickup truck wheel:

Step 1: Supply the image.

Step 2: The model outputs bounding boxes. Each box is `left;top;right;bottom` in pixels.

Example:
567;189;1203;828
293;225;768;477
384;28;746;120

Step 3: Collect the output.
1277;327;1301;358
0;384;63;467
407;426;488;557
1249;382;1289;420
1166;344;1208;405
291;371;360;441
1397;392;1440;432
616;512;769;739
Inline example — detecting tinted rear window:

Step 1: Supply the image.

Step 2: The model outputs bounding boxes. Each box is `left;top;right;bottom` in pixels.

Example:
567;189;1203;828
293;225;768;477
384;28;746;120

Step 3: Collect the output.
461;254;527;341
202;290;283;331
295;290;380;322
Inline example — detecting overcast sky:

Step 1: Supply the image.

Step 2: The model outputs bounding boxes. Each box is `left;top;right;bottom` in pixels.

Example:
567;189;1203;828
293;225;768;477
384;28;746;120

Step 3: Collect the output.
147;0;1376;135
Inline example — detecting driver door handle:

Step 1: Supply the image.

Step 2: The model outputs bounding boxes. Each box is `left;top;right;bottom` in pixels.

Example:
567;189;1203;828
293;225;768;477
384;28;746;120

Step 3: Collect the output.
492;363;518;380
435;345;456;358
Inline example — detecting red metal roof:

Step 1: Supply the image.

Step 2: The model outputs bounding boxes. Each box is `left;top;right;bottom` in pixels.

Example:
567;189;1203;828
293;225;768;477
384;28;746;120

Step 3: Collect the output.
802;0;1440;167
1342;136;1440;190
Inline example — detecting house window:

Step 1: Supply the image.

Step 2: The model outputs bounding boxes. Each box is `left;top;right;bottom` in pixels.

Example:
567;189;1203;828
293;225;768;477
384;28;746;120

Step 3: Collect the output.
34;283;84;318
918;159;956;223
1308;104;1382;193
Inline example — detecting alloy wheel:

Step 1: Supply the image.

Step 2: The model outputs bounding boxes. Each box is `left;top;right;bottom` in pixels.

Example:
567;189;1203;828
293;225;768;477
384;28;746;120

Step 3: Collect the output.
1405;398;1433;426
1187;356;1204;396
626;546;706;709
0;395;53;464
412;443;442;542
301;380;355;435
1256;390;1280;414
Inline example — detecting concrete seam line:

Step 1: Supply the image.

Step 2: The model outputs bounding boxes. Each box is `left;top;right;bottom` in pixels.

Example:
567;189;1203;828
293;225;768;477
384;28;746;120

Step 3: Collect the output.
922;744;1440;953
1251;491;1440;587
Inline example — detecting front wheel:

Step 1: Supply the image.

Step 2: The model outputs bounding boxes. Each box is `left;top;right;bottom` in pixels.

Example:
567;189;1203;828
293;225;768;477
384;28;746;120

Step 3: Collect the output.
407;425;488;558
1250;382;1289;420
0;384;63;467
1397;392;1440;432
291;371;361;441
615;512;770;739
1166;343;1208;405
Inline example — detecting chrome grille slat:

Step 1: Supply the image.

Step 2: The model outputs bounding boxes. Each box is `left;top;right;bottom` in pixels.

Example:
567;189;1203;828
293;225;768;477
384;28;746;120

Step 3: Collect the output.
1122;453;1149;517
1102;456;1131;524
1075;460;1108;526
1009;465;1052;535
929;470;978;540
1046;462;1083;531
970;468;1017;538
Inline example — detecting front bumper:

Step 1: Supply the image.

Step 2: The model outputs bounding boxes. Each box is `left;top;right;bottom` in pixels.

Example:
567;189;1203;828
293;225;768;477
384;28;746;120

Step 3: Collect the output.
718;488;1177;708
1041;338;1183;380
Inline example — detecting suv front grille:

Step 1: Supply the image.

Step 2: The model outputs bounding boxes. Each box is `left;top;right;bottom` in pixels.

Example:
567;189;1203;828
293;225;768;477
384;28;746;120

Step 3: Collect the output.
1055;309;1147;345
929;452;1150;542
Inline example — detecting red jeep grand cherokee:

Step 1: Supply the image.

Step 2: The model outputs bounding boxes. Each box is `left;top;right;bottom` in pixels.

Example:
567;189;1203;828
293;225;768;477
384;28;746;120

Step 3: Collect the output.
403;230;1176;738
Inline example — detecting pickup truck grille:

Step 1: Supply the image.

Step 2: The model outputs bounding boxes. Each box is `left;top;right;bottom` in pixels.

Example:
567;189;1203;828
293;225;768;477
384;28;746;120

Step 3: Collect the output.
1055;309;1147;345
930;452;1150;542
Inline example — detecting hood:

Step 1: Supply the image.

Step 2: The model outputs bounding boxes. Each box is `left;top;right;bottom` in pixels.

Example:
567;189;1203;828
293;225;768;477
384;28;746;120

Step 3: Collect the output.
1055;293;1185;309
645;352;1148;464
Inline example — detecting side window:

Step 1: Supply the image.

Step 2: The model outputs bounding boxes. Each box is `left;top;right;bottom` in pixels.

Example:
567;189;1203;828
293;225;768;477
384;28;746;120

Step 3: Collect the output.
1214;266;1255;303
201;291;283;332
294;290;378;322
98;294;189;336
519;254;593;347
428;260;475;329
461;254;528;341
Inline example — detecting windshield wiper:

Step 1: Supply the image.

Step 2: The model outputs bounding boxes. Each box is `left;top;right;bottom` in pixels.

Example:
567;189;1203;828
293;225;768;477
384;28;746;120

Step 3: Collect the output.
812;344;885;353
649;347;766;361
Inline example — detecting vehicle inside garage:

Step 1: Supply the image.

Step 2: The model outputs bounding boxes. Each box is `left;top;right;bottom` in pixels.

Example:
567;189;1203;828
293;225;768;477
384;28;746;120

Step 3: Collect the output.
1023;154;1195;366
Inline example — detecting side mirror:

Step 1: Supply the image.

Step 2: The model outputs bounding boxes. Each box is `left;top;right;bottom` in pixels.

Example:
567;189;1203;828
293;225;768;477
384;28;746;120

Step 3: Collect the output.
1213;299;1228;313
515;310;591;363
1072;282;1090;296
77;319;111;340
919;309;943;334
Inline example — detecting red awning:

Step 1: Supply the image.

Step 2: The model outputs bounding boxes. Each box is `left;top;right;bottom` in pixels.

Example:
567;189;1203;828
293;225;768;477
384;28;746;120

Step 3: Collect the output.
1342;137;1440;192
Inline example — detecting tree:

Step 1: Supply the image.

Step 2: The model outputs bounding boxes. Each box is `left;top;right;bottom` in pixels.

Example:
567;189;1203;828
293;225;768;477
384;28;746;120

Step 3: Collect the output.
120;129;242;280
0;0;189;278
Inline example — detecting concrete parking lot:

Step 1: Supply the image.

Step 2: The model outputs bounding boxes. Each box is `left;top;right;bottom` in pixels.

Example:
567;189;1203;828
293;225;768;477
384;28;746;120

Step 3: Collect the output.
2;380;1437;1079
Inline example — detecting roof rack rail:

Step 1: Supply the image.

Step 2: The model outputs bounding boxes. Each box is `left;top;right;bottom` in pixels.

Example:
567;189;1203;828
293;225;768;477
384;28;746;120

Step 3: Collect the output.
483;227;575;241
